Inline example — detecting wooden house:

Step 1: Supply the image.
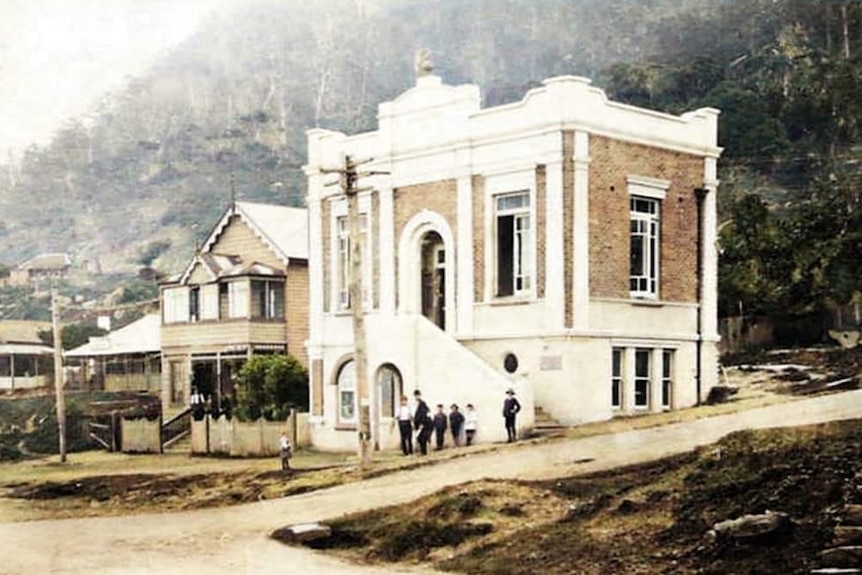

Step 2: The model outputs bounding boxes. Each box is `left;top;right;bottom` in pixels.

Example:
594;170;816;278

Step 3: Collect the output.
158;201;308;413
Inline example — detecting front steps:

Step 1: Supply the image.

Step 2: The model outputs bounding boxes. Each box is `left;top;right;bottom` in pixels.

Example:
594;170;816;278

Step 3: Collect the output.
531;406;566;438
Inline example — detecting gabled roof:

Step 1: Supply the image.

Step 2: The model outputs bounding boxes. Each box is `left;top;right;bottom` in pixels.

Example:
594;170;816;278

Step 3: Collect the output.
65;314;161;358
18;253;71;271
204;201;307;263
170;201;307;286
0;320;51;345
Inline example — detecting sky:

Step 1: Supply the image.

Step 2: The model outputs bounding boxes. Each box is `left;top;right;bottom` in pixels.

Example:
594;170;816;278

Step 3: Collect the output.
0;0;234;160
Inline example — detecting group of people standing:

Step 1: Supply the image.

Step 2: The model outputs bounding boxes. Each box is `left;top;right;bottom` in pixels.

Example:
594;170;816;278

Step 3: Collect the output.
396;387;521;456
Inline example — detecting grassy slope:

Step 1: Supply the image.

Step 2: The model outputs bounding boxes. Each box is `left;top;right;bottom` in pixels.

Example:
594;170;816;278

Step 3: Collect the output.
302;419;862;575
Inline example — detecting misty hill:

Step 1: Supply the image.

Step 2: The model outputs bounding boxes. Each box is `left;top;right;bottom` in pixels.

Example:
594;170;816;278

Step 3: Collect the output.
0;0;857;296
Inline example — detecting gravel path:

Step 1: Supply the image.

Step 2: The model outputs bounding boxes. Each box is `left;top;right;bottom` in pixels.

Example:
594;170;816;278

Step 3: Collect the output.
2;389;860;575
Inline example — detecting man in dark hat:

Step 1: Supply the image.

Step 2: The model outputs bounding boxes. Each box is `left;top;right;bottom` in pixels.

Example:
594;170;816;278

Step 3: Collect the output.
502;388;521;442
413;389;432;455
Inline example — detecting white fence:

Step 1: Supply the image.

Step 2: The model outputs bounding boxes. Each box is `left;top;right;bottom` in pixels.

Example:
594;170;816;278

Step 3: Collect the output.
121;417;162;453
190;411;309;457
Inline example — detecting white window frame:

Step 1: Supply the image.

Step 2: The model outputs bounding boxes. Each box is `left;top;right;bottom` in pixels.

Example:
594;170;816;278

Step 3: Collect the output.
336;360;357;424
661;349;674;410
331;197;372;312
611;347;623;410
494;190;533;297
189;286;201;322
200;284;219;320
627;176;669;300
634;348;651;409
162;286;190;324
227;280;249;318
251;279;285;320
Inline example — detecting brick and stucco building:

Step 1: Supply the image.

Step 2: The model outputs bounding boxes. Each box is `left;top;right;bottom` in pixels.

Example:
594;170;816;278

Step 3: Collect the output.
304;72;721;450
158;201;308;413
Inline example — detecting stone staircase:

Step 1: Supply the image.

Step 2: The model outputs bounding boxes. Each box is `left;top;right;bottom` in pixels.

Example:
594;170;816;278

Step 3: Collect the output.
811;471;862;574
531;406;567;438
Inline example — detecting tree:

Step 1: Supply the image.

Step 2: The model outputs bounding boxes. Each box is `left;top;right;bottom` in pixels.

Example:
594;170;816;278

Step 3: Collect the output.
38;322;107;351
718;194;792;317
234;354;308;421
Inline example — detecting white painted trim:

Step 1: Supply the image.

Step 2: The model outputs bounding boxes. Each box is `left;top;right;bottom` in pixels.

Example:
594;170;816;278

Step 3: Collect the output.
484;172;538;302
308;199;323;344
456;175;474;336
627;175;670;200
701;158;719;341
543;160;565;330
396;210;457;334
572;131;590;330
327;195;374;314
378;186;396;314
358;125;719;175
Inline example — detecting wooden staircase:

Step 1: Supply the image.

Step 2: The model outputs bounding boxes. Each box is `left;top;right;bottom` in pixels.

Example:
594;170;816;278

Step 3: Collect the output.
531;406;567;438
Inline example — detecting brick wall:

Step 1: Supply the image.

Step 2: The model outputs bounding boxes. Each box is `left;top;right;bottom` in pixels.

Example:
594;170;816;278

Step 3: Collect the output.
535;164;547;299
562;131;575;326
286;261;310;366
589;135;701;303
472;175;485;303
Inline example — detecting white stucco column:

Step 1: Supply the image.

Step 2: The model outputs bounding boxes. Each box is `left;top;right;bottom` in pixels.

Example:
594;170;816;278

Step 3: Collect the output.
572;131;590;331
378;184;396;315
544;159;565;330
306;173;324;344
701;158;719;341
456;174;474;336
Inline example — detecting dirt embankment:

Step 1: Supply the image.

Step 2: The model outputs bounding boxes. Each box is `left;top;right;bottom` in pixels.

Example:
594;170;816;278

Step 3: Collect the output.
288;419;862;575
1;467;344;519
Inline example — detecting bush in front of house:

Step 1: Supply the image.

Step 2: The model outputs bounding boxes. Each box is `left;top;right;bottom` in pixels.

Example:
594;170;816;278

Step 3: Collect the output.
21;403;91;454
234;354;308;421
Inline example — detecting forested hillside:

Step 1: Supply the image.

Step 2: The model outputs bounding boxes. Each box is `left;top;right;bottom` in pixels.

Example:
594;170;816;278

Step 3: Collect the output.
0;0;858;321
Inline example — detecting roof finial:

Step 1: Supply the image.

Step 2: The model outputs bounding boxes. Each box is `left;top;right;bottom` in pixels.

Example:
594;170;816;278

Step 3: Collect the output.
414;48;434;78
230;171;236;205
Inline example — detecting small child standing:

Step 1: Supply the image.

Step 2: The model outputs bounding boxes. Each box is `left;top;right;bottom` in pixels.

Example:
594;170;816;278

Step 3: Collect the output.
432;404;448;450
448;404;465;446
279;430;293;472
464;403;478;446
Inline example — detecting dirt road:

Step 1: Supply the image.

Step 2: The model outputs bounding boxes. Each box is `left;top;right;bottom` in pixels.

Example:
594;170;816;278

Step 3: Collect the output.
2;389;860;575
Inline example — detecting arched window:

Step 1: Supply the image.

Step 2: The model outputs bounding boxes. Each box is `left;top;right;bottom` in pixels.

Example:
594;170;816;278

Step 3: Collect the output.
336;360;356;423
376;364;403;418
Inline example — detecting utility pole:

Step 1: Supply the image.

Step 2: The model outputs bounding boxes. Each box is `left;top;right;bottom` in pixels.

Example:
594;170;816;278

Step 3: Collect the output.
50;282;67;462
321;155;387;468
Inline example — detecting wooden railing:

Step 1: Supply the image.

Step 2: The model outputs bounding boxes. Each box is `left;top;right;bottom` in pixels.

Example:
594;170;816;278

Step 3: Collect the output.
89;412;121;451
161;407;191;449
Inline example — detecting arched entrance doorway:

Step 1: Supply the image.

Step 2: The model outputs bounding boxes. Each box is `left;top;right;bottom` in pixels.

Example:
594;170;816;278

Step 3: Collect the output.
397;211;455;334
421;231;446;330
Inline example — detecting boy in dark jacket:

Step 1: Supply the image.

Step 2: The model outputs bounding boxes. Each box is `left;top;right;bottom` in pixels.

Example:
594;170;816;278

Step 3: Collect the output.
503;388;521;442
448;404;465;446
413;389;432;455
432;404;448;450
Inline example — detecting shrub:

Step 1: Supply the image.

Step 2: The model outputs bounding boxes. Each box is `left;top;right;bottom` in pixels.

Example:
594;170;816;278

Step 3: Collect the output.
235;354;308;421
